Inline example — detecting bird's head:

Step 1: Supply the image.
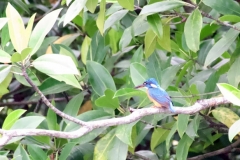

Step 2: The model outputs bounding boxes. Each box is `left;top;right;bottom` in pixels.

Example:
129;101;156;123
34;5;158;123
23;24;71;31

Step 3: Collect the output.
135;78;160;89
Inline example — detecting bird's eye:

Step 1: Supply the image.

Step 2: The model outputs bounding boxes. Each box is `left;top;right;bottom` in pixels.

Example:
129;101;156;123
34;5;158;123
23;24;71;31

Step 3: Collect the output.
143;82;147;85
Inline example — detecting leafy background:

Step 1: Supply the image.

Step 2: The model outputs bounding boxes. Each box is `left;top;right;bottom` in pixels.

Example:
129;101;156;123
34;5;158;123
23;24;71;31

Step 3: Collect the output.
0;0;240;159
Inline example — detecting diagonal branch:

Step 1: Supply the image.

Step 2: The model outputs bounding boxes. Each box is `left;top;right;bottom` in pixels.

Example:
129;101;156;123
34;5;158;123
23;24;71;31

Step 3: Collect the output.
188;137;240;160
0;96;230;148
21;65;88;127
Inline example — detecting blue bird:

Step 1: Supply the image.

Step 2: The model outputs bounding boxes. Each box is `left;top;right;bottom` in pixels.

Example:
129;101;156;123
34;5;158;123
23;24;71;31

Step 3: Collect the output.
135;78;175;112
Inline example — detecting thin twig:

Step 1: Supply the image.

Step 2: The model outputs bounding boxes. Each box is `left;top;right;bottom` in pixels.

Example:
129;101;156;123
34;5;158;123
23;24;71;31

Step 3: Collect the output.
188;138;240;160
0;96;73;107
21;65;87;126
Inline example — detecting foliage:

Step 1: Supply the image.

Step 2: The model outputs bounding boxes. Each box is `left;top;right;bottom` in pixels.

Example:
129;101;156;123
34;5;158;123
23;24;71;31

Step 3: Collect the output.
0;0;240;159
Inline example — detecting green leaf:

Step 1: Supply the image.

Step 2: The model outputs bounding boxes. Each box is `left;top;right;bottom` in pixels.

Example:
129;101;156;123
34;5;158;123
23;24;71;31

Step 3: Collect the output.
29;8;62;55
6;3;27;53
146;52;161;83
13;145;30;160
177;114;190;138
86;61;116;96
63;93;84;120
114;88;146;98
32;54;79;75
94;129;128;160
147;14;163;38
151;128;170;151
0;65;11;84
161;65;180;89
59;143;76;160
212;107;239;128
131;15;149;36
157;20;171;52
49;74;81;89
204;23;240;67
130;62;148;86
59;46;78;67
28;145;47;160
95;89;119;109
64;0;87;26
0;18;8;30
86;0;98;13
144;29;157;58
197;39;214;65
2;109;26;130
140;1;191;15
119;27;132;49
118;0;134;11
96;0;106;35
176;134;193;160
203;0;240;16
217;83;240;106
0;49;11;63
229;119;240;142
47;105;59;131
184;9;202;52
104;10;128;32
219;15;240;23
166;123;177;153
227;56;240;87
81;36;91;65
115;121;138;147
186;114;200;139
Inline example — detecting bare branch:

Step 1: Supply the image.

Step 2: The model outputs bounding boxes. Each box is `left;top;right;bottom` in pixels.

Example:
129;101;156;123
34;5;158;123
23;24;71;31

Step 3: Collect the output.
0;97;230;148
188;138;240;160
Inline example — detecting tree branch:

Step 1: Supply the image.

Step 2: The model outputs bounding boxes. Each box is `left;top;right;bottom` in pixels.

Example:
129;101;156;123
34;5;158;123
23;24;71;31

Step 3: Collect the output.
0;96;230;148
21;65;88;126
188;138;240;160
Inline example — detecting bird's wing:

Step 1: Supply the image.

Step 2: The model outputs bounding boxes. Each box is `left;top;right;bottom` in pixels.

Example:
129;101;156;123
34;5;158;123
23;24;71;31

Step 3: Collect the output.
148;89;171;107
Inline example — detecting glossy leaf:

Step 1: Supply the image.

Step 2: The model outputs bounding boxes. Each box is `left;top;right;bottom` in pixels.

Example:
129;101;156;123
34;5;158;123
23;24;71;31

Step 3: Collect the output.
13;145;30;160
32;54;79;75
29;8;62;55
177;114;190;138
86;0;98;13
2;109;26;130
140;1;191;15
0;65;11;84
104;10;128;32
118;0;134;11
0;49;11;63
86;61;116;96
151;128;170;151
227;56;240;87
28;145;47;160
0;18;8;30
144;29;157;58
219;15;240;22
114;88;146;98
130;62;148;86
6;3;26;53
203;0;240;16
176;134;193;160
47;107;59;131
229;119;240;142
64;0;87;26
81;36;91;65
59;143;76;160
184;9;202;52
212;107;239;128
157;20;171;51
204;23;240;67
115;121;138;147
96;0;106;35
217;83;240;106
147;14;163;38
95;89;119;109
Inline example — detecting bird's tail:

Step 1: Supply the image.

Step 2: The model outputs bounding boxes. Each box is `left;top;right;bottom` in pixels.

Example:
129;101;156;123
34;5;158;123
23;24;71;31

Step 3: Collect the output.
169;102;175;112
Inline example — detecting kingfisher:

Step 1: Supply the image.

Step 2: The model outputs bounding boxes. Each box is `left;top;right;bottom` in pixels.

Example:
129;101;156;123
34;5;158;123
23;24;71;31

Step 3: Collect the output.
135;78;175;112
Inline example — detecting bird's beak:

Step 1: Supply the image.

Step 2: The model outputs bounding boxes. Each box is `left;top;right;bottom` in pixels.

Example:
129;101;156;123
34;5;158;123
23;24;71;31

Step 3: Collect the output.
135;84;145;89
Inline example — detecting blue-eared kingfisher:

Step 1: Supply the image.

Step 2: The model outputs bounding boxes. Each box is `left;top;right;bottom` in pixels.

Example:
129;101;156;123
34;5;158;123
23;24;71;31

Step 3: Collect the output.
135;78;175;112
